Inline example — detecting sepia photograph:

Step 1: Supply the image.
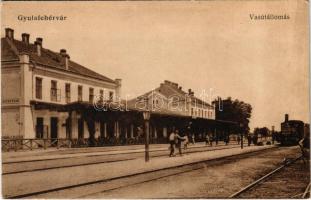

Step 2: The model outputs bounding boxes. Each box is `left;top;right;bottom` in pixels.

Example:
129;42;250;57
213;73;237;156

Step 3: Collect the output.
1;0;310;199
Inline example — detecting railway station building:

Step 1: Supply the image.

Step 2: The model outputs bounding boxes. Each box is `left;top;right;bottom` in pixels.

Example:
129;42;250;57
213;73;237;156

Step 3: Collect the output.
1;28;122;141
1;28;238;147
126;80;237;141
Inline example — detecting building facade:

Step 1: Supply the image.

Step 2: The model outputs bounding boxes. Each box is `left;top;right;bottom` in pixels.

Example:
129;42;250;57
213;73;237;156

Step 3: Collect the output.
125;80;223;141
129;80;215;120
1;28;122;139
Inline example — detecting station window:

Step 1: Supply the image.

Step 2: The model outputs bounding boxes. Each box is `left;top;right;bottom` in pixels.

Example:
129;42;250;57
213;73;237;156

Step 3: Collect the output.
65;83;71;103
89;88;94;103
35;77;42;99
78;85;83;102
50;80;58;102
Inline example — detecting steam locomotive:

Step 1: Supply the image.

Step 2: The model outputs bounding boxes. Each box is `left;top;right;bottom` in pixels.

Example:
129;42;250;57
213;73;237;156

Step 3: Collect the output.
278;114;309;145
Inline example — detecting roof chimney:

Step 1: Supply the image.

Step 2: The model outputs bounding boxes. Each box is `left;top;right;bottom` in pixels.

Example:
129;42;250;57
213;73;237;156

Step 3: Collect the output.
60;49;70;70
5;28;14;40
60;49;67;56
21;33;30;44
188;89;194;96
164;80;171;85
35;38;43;56
36;37;43;46
115;78;122;101
285;114;289;122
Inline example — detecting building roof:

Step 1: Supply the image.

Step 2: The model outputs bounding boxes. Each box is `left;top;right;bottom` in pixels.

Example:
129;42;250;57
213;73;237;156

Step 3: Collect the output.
125;99;190;118
1;37;116;84
130;80;213;108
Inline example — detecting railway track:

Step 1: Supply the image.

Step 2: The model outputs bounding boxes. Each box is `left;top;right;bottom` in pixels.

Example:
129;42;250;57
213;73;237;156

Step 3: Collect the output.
5;146;277;199
229;155;308;198
302;182;311;198
2;145;241;175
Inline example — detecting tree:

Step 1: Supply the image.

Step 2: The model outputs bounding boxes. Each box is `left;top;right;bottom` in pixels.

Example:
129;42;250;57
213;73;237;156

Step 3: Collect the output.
254;127;270;139
213;97;252;133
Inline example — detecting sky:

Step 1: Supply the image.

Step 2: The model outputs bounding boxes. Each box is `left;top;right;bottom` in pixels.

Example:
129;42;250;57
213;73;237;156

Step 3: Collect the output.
1;0;309;131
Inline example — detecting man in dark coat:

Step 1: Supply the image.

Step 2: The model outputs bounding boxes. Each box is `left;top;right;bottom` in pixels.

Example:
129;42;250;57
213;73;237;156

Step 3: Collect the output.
175;130;184;156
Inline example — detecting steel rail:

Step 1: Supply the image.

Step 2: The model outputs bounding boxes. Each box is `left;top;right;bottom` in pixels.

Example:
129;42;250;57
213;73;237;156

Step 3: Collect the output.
302;182;311;198
229;155;302;198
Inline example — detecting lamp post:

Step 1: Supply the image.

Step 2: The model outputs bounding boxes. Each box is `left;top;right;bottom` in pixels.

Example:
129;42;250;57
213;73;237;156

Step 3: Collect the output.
143;97;150;162
240;123;244;149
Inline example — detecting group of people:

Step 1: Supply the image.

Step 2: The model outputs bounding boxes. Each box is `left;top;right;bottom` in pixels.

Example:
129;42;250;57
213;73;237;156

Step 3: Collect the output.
235;134;259;146
168;130;191;157
204;134;219;146
168;130;262;157
168;129;219;157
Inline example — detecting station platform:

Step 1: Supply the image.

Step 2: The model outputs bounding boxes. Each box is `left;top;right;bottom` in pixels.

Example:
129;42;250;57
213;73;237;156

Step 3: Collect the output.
2;143;277;198
2;141;240;163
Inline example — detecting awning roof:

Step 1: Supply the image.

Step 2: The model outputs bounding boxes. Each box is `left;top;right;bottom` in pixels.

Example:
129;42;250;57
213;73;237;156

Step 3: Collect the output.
30;100;238;127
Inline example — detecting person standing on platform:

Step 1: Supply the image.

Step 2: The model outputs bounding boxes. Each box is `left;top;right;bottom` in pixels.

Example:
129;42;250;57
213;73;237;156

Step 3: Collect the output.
184;134;189;150
247;134;252;146
223;136;227;145
169;130;175;157
228;135;231;144
272;132;275;144
205;134;210;146
175;130;184;156
192;134;195;145
237;135;241;145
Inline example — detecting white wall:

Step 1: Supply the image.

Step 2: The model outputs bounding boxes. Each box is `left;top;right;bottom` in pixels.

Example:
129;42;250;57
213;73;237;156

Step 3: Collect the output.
1;68;22;137
1;69;21;101
33;110;69;139
1;108;20;137
33;75;117;104
20;54;35;138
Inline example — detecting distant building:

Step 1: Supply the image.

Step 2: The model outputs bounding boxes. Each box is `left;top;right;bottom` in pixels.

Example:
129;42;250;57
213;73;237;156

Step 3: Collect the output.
1;28;122;139
128;80;215;119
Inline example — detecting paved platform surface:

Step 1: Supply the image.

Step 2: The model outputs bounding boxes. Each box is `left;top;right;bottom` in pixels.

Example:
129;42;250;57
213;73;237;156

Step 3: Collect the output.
2;144;276;198
2;141;239;163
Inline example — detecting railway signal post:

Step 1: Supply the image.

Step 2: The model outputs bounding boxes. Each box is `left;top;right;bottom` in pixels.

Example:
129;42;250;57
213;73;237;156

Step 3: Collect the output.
240;123;244;149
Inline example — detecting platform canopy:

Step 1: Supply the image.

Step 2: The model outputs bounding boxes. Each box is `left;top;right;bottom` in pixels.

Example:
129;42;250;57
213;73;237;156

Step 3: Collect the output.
30;100;239;132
